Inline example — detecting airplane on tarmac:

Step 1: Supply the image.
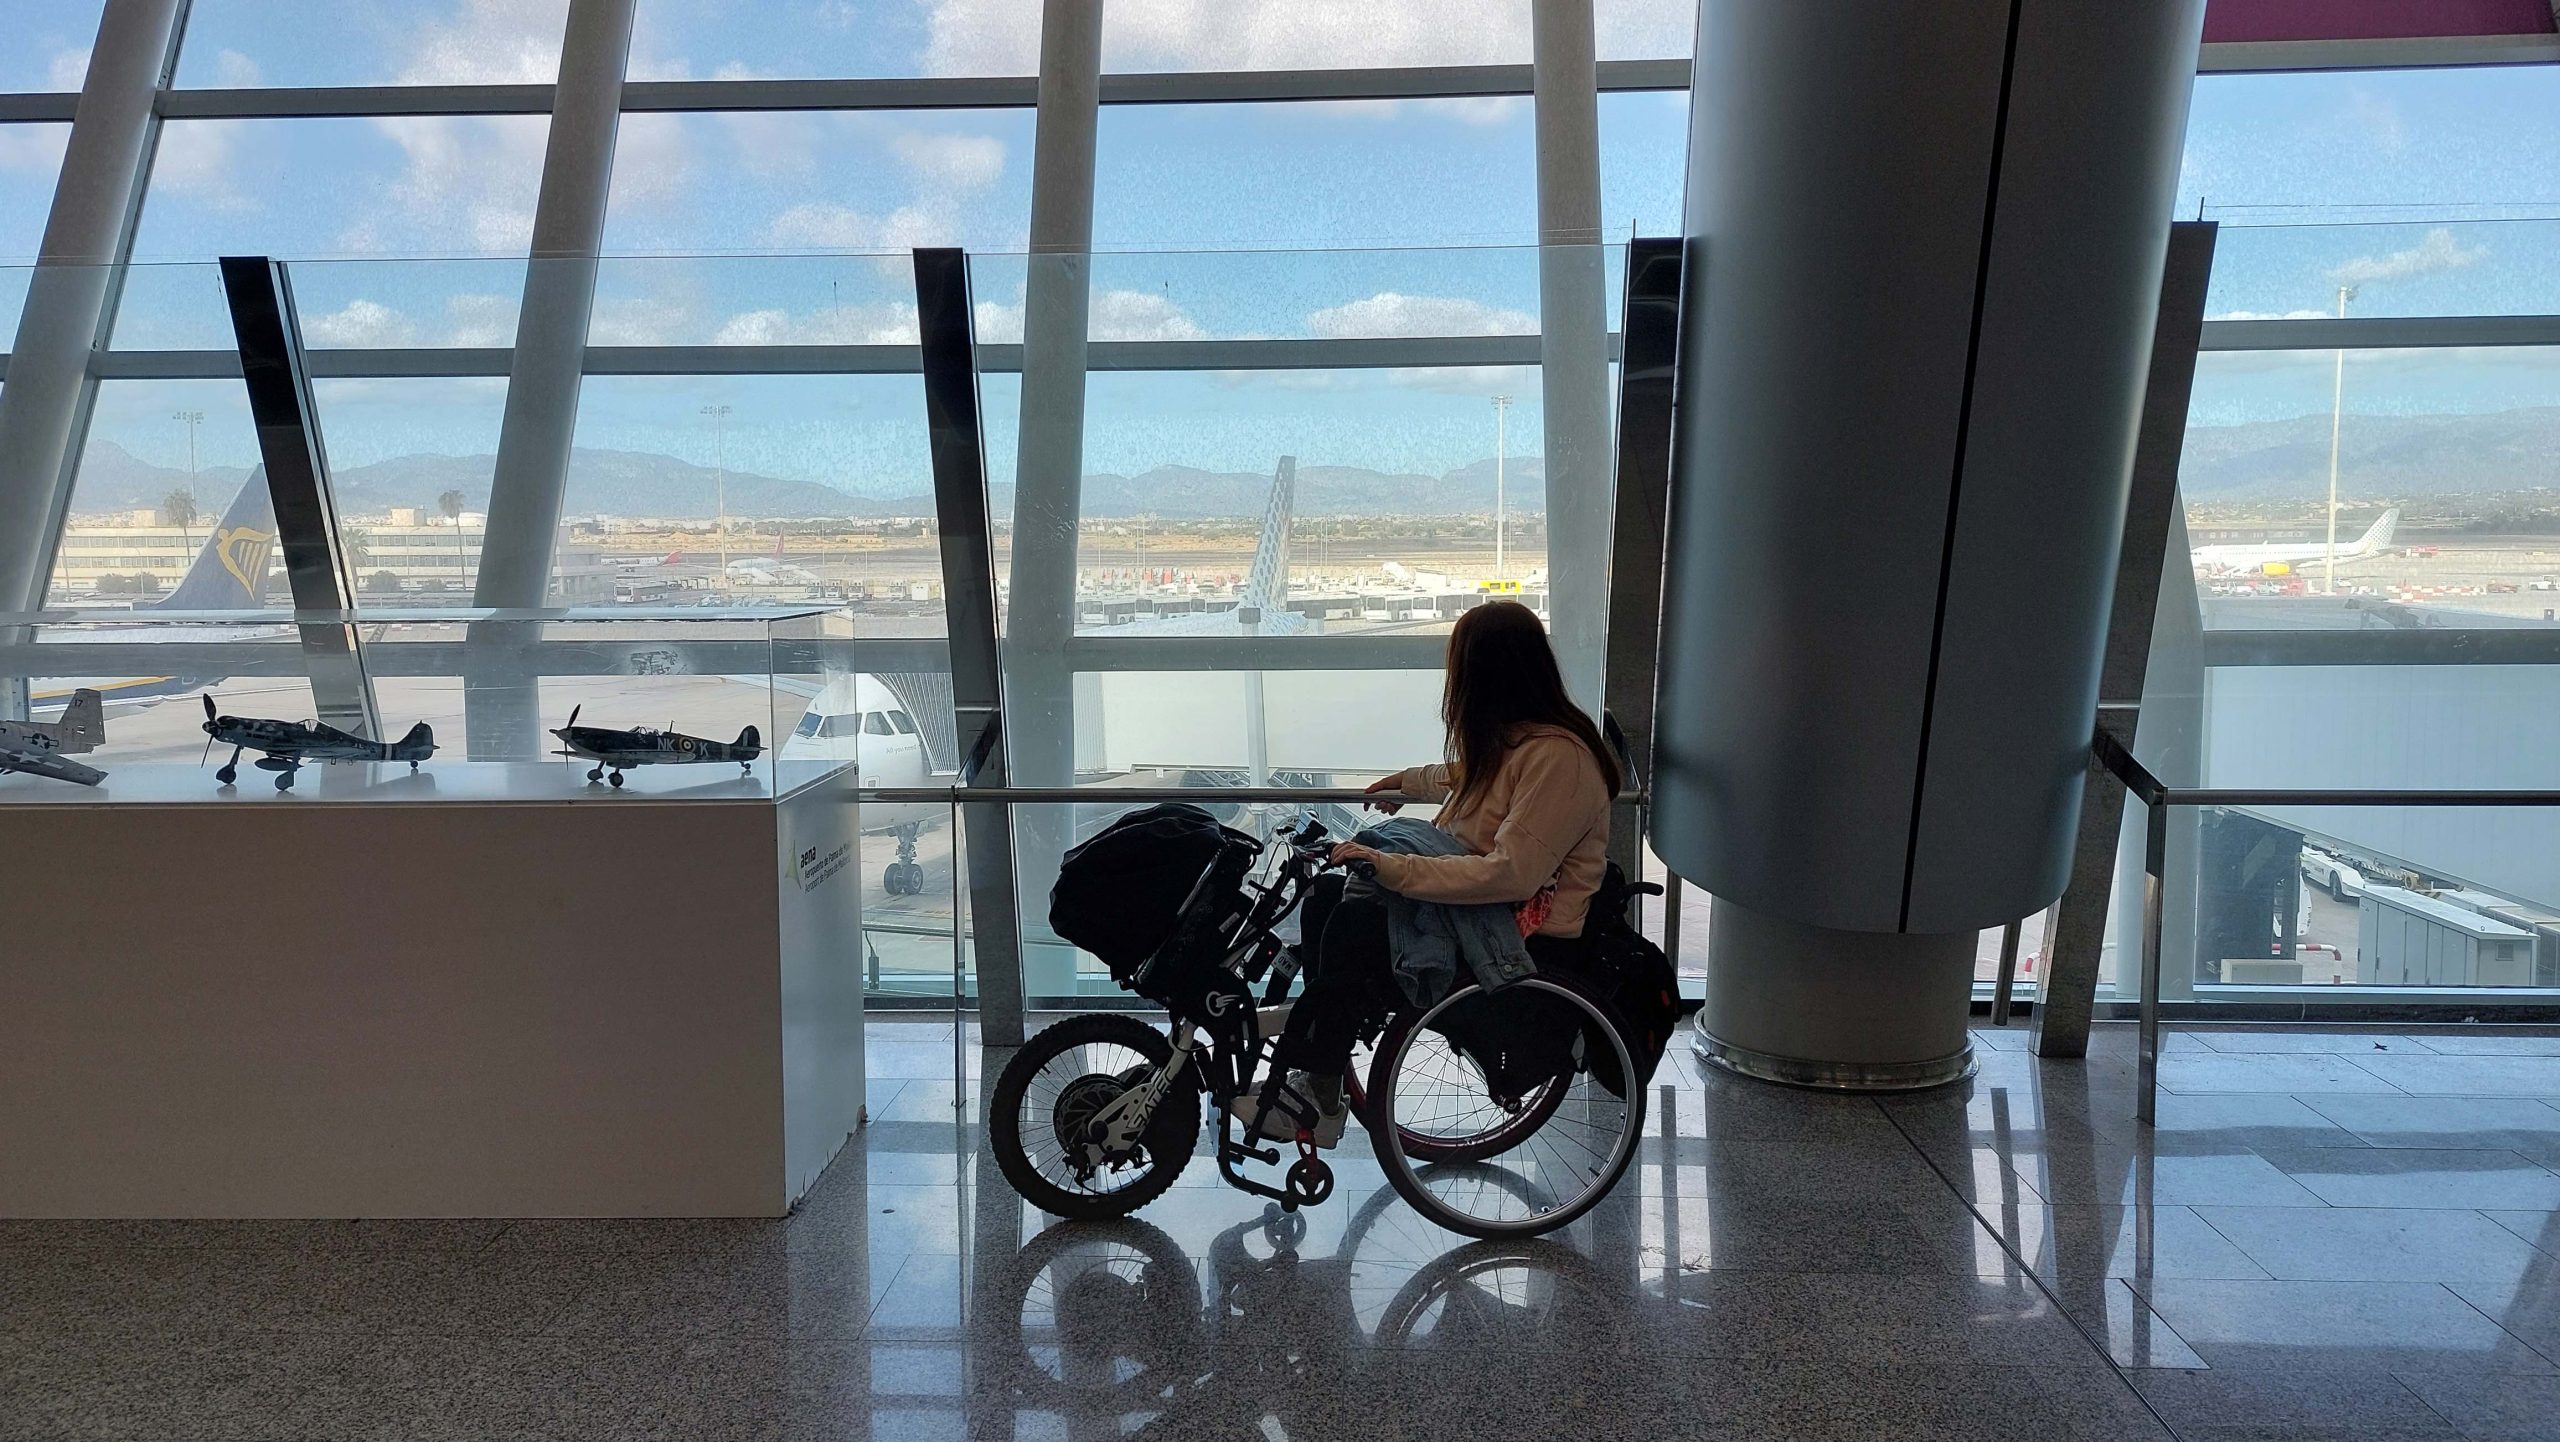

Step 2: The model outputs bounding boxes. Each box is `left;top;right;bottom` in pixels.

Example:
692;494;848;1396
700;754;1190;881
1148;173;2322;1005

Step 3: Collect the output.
772;457;1325;895
30;475;282;719
0;688;108;786
200;693;437;790
550;705;763;788
2193;508;2401;578
783;673;940;893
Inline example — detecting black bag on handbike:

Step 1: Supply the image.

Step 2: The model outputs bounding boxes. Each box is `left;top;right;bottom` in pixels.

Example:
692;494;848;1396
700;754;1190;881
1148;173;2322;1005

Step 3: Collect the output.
1049;802;1259;988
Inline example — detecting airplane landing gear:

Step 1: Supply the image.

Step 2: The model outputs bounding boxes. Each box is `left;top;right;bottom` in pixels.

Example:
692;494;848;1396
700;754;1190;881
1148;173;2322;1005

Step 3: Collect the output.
274;766;297;791
883;824;924;895
586;765;606;783
608;770;625;788
216;747;240;787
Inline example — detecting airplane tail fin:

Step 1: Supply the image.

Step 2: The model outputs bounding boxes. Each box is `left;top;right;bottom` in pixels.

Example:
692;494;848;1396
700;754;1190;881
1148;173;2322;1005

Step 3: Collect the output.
152;471;277;611
397;721;435;757
2358;507;2402;553
57;688;106;752
735;724;761;751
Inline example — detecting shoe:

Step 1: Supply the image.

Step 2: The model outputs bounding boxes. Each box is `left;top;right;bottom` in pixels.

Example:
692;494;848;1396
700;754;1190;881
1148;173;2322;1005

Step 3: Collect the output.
1228;1071;1347;1149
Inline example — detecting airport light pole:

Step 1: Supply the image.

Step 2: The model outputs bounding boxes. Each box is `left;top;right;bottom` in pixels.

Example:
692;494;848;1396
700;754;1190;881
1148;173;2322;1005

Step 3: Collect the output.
1491;394;1511;579
172;409;204;568
702;404;732;595
2322;285;2356;595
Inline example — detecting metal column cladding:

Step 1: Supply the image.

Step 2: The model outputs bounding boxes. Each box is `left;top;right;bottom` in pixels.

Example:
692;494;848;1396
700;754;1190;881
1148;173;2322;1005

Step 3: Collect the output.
1652;0;2206;935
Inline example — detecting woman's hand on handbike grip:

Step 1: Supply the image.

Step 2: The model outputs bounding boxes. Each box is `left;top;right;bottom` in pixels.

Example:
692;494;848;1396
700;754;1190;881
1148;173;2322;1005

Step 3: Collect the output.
1361;774;1403;814
1328;841;1383;881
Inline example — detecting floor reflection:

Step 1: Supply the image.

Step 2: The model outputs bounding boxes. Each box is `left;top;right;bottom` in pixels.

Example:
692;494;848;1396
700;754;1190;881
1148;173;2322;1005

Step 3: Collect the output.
5;1020;2560;1440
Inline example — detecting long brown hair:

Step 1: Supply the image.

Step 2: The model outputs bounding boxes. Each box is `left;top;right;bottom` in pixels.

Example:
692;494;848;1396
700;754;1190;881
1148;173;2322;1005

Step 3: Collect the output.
1439;600;1620;816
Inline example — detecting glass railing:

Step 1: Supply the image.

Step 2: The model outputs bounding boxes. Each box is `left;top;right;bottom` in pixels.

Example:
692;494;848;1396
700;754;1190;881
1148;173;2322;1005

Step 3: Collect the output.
2094;730;2560;1118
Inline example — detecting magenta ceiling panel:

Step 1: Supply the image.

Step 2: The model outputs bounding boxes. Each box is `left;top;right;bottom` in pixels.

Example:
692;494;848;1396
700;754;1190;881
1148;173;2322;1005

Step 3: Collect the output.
2205;0;2557;42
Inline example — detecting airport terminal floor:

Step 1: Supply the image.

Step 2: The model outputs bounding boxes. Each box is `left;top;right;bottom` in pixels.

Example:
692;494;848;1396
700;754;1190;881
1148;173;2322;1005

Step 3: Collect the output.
8;1018;2560;1441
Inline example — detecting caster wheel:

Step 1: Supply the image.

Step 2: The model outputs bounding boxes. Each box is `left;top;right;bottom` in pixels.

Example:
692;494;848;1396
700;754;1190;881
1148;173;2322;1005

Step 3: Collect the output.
1284;1157;1334;1209
215;766;237;786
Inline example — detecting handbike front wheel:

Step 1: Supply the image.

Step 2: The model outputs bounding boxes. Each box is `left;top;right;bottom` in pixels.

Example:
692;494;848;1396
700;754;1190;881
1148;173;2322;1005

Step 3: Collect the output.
1367;973;1644;1239
990;1014;1200;1220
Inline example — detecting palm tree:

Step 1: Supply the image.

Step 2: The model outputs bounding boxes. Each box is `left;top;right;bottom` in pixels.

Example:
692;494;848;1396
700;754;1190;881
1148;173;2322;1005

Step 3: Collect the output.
437;490;469;593
162;488;199;582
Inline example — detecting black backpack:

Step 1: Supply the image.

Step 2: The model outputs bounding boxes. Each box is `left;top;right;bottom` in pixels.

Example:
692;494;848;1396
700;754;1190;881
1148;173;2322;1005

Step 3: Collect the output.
1049;803;1259;984
1574;862;1682;1091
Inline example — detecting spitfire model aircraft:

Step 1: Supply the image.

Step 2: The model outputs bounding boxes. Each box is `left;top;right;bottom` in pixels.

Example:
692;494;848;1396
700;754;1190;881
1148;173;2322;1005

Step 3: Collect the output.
550;706;763;788
0;688;108;787
200;694;437;790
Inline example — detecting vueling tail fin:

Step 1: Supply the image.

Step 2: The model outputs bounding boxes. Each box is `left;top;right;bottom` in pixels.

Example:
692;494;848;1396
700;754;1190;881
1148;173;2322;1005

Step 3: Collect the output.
2357;507;2401;553
56;688;105;752
153;471;277;611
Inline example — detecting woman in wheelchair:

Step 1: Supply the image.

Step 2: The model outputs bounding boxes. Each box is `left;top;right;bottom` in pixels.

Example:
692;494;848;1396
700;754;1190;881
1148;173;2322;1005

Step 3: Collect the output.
1235;600;1621;1149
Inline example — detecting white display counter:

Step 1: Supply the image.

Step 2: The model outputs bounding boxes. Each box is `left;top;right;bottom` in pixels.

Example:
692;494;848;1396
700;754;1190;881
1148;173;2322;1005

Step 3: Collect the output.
0;764;865;1218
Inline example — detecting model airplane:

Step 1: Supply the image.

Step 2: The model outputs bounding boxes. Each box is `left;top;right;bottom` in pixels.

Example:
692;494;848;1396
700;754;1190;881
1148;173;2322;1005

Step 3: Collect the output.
550;706;762;787
201;694;436;790
0;688;108;787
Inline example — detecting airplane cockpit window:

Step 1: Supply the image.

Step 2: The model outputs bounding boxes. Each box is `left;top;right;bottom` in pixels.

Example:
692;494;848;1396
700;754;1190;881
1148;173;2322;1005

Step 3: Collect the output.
821;714;862;739
795;712;824;738
886;710;918;735
862;712;897;736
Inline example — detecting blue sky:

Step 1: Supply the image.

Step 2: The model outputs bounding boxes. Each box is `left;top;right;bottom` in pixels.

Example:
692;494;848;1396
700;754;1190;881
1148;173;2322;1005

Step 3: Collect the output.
7;3;2558;506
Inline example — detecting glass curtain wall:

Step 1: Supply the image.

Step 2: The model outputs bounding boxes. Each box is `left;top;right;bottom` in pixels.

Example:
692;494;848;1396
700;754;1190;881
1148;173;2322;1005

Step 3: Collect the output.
2121;63;2560;1004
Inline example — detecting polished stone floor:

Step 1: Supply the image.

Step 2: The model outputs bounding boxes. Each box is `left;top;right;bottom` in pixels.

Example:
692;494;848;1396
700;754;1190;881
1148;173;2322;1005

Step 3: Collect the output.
7;1020;2560;1440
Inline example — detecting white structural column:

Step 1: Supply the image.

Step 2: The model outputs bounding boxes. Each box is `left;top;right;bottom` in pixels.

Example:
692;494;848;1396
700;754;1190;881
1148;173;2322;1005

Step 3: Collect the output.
466;0;635;757
1531;0;1614;714
473;0;635;606
0;0;188;616
1006;0;1105;996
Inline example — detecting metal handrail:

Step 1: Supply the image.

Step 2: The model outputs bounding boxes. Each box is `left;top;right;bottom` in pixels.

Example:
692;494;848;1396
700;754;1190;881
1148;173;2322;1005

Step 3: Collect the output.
858;784;1647;805
2091;724;2560;1129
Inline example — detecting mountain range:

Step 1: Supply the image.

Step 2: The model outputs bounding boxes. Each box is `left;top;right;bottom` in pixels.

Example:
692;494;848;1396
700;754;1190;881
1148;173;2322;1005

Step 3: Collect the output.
63;405;2560;522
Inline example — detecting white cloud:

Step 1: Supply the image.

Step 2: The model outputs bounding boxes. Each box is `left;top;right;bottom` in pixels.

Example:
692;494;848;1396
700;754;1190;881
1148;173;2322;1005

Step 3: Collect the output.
361;115;549;253
613;113;700;205
151;122;252;208
770;202;881;249
2329;228;2485;288
766;199;971;253
213;49;264;87
444;293;519;347
589;296;691;346
302;299;420;348
890;132;1007;192
1091;290;1208;341
712;110;821;182
2207;309;2332;322
394;0;571;85
0;124;69;176
711;301;923;346
1307;292;1536;338
46;47;90;90
973;301;1025;343
922;0;1680;76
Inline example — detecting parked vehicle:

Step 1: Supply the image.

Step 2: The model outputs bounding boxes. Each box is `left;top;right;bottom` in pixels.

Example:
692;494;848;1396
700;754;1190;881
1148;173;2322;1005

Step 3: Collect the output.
2301;848;2367;903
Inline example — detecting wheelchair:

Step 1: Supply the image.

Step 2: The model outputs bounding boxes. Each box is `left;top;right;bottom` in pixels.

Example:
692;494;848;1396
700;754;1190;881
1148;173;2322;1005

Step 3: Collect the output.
988;815;1646;1239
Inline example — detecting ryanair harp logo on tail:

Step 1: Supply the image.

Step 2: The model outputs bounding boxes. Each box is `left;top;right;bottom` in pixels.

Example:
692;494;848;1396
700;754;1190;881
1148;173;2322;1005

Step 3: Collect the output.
216;524;275;595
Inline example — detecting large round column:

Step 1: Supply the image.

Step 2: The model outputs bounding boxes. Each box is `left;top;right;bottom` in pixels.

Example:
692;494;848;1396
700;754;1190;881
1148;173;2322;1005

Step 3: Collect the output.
1655;0;2206;1088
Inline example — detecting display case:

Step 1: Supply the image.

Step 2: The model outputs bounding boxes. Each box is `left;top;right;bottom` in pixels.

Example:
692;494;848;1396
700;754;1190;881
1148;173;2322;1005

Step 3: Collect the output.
0;604;875;1217
0;604;862;802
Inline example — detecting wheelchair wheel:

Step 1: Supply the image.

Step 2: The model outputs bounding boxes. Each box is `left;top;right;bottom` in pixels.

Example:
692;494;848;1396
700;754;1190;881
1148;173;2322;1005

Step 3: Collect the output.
1354;1016;1568;1163
991;1014;1200;1220
1366;974;1644;1239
